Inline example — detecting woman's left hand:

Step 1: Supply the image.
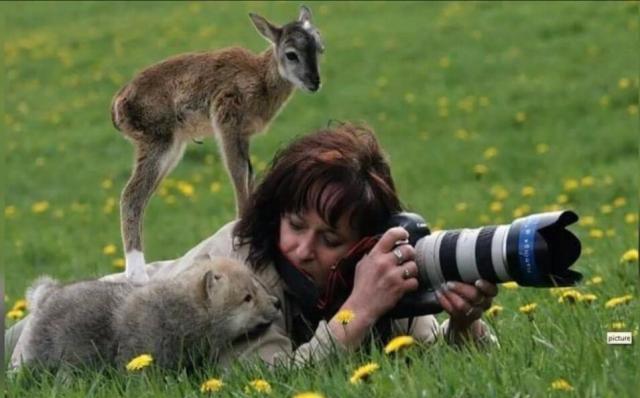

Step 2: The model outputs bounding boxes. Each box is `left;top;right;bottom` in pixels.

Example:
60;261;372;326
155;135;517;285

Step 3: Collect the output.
435;279;498;333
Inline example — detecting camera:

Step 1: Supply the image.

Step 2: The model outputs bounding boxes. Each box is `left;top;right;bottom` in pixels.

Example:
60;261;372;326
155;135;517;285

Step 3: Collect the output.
320;210;583;318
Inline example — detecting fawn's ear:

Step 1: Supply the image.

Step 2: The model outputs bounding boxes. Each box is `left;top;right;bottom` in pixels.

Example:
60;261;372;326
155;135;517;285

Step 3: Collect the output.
249;13;281;44
298;5;312;24
202;270;222;301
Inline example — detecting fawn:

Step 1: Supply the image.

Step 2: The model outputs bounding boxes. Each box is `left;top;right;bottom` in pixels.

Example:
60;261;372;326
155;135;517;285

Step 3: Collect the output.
111;6;324;284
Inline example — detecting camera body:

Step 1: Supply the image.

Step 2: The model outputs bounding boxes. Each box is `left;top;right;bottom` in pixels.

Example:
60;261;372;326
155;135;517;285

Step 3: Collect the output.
320;210;583;318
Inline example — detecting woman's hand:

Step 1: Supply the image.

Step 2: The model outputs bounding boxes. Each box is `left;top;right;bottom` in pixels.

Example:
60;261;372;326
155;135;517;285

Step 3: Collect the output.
435;279;498;338
344;227;420;324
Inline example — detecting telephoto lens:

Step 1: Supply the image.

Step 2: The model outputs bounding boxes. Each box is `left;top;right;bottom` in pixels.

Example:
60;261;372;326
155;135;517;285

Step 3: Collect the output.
401;211;583;288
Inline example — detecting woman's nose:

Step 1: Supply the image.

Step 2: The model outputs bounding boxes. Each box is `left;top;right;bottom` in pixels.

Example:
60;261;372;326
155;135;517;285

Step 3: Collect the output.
295;234;315;260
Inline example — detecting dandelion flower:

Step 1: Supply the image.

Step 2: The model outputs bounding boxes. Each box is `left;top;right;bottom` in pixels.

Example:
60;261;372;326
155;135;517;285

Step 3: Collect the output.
605;295;633;309
486;305;503;317
113;258;125;268
502;281;519;290
125;354;153;371
490;185;509;200
245;379;272;394
473;164;488;177
624;212;638;224
335;309;355;325
579;216;595;227
563;179;579;192
384;335;415;354
200;378;224;393
588;229;604;239
586;276;603;285
519;303;537;314
558;290;582;304
612;197;626;208
550;378;574;391
515;111;527;123
177;181;195;197
5;206;17;218
521;186;535;197
31;201;50;214
483;147;498;159
12;299;28;311
293;392;325;398
580;176;595;187
103;244;117;255
600;205;612;215
101;178;113;189
536;143;549;154
610;322;626;331
578;294;597;304
489;201;503;213
349;362;380;384
620;249;638;263
618;77;630;89
455;202;468;212
7;309;25;320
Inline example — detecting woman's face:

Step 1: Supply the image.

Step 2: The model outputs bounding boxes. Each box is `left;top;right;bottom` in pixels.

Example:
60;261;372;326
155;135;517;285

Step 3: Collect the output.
278;210;360;291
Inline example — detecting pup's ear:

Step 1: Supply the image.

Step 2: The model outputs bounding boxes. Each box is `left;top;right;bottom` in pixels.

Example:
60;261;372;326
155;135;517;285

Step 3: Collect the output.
249;13;281;44
298;5;312;24
202;270;222;301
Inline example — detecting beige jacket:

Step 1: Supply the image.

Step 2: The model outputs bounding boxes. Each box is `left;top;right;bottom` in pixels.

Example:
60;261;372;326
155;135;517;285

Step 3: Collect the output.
11;221;496;370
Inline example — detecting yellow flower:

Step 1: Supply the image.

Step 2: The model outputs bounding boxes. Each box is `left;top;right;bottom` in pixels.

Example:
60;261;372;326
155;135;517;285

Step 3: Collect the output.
618;77;631;89
31;201;50;214
557;290;582;304
578;293;597;304
7;309;25;320
245;379;272;394
624;212;638;224
502;281;519;290
483;147;498;159
586;276;603;285
125;354;153;371
210;181;222;193
556;194;569;205
519;303;537;314
600;205;612;214
612;197;626;208
455;202;468;212
200;378;224;393
605;295;633;309
535;143;549;154
579;216;595;227
489;201;503;213
550;378;574;391
113;258;125;268
620;249;638;263
12;299;28;311
486;305;503;317
473;164;488;176
563;179;579;192
293;393;324;398
335;309;355;325
628;104;639;115
550;287;573;296
588;229;604;239
490;185;509;200
103;244;117;255
610;322;626;331
580;176;595;187
101;178;113;189
384;335;415;354
513;204;531;218
177;181;195;197
5;205;17;218
349;362;380;384
521;186;535;197
515;111;527;123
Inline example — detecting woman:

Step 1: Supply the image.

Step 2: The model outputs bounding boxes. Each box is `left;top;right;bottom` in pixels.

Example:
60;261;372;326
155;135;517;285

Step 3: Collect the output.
8;123;498;369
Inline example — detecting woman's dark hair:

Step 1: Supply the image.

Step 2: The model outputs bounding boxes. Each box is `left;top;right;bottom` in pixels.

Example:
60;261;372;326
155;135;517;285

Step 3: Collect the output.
233;123;402;270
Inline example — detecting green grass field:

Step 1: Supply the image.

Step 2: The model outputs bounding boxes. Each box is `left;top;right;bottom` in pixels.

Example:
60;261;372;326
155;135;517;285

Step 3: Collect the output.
4;1;639;397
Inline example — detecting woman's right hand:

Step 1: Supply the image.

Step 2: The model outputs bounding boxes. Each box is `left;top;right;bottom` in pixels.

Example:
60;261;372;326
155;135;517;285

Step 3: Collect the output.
345;227;419;324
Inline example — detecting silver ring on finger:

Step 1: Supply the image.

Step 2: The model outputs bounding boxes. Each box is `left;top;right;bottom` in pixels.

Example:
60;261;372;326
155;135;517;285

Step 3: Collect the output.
392;247;405;265
402;267;412;280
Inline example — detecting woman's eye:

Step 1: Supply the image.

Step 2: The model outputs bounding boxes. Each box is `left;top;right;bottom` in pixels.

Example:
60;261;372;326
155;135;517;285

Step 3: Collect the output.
244;294;253;303
285;52;299;62
323;236;342;248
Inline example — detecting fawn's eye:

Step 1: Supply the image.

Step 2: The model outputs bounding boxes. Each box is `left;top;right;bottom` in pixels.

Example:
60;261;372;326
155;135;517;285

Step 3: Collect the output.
285;52;299;62
244;294;253;303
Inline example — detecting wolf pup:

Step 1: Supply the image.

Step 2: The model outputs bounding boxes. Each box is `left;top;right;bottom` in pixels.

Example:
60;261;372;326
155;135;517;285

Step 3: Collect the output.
18;258;280;371
111;5;325;285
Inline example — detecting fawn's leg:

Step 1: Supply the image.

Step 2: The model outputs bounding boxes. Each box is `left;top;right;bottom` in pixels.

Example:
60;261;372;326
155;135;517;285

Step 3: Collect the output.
120;137;186;284
215;128;253;217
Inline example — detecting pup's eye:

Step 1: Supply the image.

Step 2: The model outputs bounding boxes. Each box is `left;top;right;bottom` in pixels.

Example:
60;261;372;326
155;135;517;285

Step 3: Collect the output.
285;52;299;62
244;294;253;303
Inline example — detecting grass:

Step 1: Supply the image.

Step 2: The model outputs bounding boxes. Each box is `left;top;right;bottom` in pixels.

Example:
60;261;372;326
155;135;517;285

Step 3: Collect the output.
4;1;639;397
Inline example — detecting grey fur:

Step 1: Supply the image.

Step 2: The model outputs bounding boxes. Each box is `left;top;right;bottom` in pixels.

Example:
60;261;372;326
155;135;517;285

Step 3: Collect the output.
21;258;280;371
